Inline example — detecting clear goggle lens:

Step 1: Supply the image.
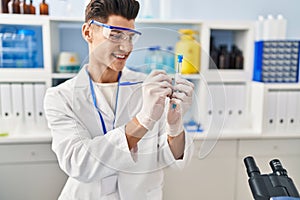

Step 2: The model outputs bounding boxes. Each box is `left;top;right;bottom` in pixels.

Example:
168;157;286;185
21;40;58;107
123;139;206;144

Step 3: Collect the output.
103;27;140;44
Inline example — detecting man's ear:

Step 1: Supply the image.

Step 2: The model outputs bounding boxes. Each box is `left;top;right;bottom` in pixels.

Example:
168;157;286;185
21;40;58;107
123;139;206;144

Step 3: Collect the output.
82;23;92;43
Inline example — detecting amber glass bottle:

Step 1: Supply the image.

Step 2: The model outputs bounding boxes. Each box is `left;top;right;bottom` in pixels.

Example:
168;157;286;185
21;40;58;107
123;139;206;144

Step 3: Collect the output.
29;0;35;14
39;0;48;15
25;0;31;14
1;0;10;13
21;0;30;14
12;0;21;13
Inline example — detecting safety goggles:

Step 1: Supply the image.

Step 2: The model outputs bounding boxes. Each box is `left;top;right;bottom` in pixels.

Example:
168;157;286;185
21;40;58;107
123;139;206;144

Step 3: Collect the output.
89;19;142;44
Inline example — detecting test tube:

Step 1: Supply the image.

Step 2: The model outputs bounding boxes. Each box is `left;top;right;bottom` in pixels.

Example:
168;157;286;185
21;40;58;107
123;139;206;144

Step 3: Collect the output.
175;54;183;82
172;54;183;109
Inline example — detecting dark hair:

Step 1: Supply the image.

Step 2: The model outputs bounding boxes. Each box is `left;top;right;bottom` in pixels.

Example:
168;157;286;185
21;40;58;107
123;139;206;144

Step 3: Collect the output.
85;0;140;23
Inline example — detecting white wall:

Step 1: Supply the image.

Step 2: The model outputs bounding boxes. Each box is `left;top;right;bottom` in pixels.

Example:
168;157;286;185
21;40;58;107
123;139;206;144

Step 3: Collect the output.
170;0;300;38
51;0;300;38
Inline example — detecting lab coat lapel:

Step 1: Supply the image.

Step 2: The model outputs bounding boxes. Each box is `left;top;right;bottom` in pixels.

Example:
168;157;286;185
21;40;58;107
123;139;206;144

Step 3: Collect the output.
72;66;106;136
115;75;142;127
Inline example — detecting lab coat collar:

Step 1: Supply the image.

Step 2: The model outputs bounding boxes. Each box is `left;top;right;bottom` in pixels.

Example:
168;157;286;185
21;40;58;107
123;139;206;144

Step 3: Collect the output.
72;65;143;134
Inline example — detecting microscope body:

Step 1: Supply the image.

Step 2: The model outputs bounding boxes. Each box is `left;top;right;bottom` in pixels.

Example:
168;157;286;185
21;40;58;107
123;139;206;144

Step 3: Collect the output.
244;156;300;200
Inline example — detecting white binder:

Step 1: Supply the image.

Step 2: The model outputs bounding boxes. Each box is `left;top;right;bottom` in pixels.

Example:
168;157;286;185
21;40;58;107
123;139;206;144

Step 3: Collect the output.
11;84;24;119
234;84;247;119
34;83;46;125
0;84;12;119
224;84;235;129
208;83;226;133
22;84;35;126
286;91;298;132
264;90;277;133
275;91;287;133
295;91;300;131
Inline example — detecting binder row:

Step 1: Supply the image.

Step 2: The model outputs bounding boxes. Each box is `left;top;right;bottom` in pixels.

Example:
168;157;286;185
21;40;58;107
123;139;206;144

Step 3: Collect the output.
0;83;46;134
264;89;300;133
205;83;248;130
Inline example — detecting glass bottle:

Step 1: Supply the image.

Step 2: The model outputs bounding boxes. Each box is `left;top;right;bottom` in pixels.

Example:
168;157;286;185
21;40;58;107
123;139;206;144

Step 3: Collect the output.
209;36;219;69
20;0;30;14
1;0;10;13
229;45;238;69
39;0;48;15
218;45;229;69
235;50;244;70
29;0;35;14
12;0;20;14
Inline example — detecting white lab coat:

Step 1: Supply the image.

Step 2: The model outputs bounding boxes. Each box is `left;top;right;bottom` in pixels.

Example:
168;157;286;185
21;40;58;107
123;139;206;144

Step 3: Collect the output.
44;65;194;200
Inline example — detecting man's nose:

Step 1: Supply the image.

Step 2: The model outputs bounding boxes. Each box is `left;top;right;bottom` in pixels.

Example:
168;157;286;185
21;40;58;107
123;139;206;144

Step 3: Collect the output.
119;40;133;52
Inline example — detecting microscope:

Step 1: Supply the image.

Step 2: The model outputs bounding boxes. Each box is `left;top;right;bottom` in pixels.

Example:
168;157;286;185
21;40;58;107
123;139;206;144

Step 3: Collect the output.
244;156;300;200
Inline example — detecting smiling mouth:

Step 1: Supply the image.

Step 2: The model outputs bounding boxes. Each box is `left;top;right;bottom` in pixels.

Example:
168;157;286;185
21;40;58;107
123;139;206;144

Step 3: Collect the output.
112;53;128;60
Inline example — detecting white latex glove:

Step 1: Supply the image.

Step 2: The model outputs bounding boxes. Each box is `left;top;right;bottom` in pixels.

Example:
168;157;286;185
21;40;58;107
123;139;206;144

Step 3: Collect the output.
166;77;194;137
136;70;173;130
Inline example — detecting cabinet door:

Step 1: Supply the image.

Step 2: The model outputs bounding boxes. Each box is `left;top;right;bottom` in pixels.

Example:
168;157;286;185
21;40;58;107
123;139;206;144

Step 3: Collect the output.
236;139;300;200
163;140;238;200
0;143;68;200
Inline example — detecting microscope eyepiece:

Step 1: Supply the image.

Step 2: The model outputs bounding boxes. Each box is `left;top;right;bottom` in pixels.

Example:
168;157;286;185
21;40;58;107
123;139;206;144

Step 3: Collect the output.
269;159;288;176
244;156;261;178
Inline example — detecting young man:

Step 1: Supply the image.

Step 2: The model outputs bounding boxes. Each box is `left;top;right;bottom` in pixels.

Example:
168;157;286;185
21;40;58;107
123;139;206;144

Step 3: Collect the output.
44;0;194;199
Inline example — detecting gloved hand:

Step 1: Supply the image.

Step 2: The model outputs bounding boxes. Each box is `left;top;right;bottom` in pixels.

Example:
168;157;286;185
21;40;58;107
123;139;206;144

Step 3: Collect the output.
166;77;194;137
136;70;173;130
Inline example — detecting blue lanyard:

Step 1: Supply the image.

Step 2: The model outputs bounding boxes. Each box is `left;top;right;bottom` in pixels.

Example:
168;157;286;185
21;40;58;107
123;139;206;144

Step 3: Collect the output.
87;69;121;135
86;68;143;135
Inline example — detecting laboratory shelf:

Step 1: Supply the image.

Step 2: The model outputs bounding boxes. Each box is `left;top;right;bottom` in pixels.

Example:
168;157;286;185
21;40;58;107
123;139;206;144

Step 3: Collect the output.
1;129;299;144
0;133;51;144
49;16;84;23
0;14;50;25
52;73;77;79
0;69;51;85
190;129;300;140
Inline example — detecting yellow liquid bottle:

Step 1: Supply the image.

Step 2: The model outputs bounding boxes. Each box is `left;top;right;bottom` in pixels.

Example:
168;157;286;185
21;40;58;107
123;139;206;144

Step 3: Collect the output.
175;29;201;74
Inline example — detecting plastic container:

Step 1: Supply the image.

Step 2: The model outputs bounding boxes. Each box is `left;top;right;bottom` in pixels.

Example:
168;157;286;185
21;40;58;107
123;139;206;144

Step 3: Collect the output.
0;29;37;68
57;52;80;73
276;14;287;40
1;29;18;68
160;0;171;19
255;15;264;41
17;29;38;68
175;29;200;74
141;0;153;18
263;14;276;40
162;46;175;73
144;46;164;73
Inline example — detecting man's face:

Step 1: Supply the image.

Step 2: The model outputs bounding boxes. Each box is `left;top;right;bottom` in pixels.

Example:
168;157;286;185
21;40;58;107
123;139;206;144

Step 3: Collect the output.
90;15;136;72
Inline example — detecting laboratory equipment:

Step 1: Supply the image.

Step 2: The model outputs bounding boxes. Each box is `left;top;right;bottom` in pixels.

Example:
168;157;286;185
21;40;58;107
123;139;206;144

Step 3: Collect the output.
162;46;175;74
175;29;200;74
253;40;299;83
244;156;300;200
0;28;38;68
57;52;80;73
39;0;48;15
20;0;30;14
144;46;163;73
141;0;153;18
29;0;35;14
159;0;170;19
175;54;183;81
1;0;9;13
172;54;183;109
